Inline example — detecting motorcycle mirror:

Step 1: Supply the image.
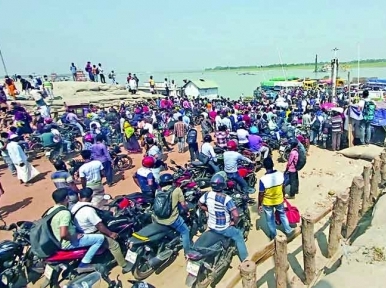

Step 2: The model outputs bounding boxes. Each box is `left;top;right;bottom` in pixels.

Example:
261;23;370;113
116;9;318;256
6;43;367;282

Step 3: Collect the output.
170;159;176;165
103;194;112;200
7;223;17;231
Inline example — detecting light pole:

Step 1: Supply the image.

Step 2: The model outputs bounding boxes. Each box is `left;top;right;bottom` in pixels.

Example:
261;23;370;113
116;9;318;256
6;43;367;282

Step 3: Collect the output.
331;47;339;97
0;46;8;76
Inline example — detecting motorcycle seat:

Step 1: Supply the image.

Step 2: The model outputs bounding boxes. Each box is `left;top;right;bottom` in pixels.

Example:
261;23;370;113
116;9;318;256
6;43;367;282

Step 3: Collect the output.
191;161;206;167
193;230;231;252
132;222;173;241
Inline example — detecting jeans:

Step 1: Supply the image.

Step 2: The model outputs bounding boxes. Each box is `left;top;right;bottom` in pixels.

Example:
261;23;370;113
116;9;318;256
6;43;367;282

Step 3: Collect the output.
360;120;372;144
331;132;341;151
94;75;99;82
259;146;269;159
71;122;85;136
2;155;16;174
102;161;114;185
263;204;293;240
170;216;191;254
288;171;299;197
68;233;105;264
212;226;248;261
310;129;318;144
177;137;185;152
188;143;199;161
208;160;220;173
100;74;106;84
227;172;249;193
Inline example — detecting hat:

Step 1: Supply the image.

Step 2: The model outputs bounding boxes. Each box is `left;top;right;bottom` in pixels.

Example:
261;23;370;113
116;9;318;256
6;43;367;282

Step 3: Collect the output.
9;134;18;140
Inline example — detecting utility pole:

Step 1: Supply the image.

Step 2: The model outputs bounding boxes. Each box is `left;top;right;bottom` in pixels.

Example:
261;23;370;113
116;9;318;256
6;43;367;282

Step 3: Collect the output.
331;47;339;97
0;46;8;76
348;71;353;147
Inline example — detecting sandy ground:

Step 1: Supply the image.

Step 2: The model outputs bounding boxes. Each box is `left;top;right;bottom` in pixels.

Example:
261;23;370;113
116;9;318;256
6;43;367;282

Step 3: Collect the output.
0;126;370;288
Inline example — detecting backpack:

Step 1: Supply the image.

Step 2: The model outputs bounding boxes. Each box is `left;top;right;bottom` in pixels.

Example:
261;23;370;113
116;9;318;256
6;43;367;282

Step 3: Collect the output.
186;128;197;144
108;73;112;79
295;142;307;171
36;78;42;86
29;206;68;258
311;118;321;131
153;186;175;219
363;100;376;121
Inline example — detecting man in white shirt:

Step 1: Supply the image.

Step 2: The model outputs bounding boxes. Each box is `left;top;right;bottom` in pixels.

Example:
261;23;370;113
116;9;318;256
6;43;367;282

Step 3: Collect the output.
221;115;232;131
143;119;153;134
215;112;222;131
78;150;105;208
201;135;219;172
236;126;249;148
71;188;131;273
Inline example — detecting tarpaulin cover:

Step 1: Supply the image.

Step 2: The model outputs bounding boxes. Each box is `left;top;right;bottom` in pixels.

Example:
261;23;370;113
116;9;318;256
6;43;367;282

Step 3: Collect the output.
372;108;386;127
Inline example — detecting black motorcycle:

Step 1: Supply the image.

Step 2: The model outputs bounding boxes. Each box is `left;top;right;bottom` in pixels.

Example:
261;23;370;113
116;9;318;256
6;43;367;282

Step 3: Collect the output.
0;218;36;288
185;193;252;288
124;190;207;281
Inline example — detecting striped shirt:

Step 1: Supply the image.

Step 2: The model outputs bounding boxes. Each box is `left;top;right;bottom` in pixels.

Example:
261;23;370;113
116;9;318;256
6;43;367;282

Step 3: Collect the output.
199;191;236;230
215;131;228;148
51;170;74;189
331;115;343;133
174;121;186;138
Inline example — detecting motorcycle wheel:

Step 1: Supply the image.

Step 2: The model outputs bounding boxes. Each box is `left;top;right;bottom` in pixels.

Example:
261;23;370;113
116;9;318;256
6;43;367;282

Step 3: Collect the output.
31;143;44;154
116;155;133;171
72;141;83;152
247;174;257;187
193;269;211;288
133;258;155;280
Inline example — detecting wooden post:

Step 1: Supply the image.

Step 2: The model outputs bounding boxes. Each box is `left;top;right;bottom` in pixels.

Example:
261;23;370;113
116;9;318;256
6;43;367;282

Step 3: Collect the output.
346;176;364;237
274;234;288;288
239;260;256;288
370;156;381;201
361;164;372;215
301;213;316;284
380;151;386;183
328;190;349;257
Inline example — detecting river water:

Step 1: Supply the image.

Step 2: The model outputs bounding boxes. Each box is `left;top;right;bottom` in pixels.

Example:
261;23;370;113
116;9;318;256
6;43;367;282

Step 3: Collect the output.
116;67;386;99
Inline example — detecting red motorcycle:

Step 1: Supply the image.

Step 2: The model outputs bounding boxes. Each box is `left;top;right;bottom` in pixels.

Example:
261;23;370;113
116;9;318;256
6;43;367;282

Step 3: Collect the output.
237;162;257;188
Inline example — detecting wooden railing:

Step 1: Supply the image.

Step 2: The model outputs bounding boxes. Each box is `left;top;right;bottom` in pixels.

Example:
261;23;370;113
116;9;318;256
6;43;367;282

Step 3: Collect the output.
225;149;386;288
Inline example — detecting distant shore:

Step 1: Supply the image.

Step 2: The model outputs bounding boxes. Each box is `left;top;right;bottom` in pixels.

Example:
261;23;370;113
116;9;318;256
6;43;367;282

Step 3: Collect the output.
205;60;386;72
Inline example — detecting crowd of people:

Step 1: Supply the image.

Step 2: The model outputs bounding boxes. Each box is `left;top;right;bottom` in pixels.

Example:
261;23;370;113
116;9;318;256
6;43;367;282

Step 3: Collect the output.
0;77;378;279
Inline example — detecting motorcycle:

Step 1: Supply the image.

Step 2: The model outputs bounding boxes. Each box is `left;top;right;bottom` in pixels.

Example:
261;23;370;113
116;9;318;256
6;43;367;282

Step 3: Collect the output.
124;190;207;281
169;160;211;191
39;196;150;287
185;193;252;288
0;218;37;288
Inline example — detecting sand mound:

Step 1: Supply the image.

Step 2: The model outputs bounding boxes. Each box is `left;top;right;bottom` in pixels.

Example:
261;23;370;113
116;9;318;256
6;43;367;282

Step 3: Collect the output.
338;145;383;161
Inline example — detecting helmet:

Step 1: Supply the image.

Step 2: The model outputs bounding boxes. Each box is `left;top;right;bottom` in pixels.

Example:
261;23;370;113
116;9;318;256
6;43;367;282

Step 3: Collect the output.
203;135;212;142
210;173;227;192
44;118;53;124
159;173;174;187
142;156;155;168
250;126;258;134
227;140;238;151
83;133;94;143
288;137;299;148
237;121;245;129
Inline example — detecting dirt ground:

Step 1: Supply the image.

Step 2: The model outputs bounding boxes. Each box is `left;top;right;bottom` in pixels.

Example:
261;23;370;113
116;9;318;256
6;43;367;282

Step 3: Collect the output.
0;135;368;287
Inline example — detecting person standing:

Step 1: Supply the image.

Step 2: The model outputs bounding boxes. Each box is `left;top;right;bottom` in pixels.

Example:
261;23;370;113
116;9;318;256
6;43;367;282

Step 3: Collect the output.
4;76;17;100
91;134;114;187
186;123;199;161
331;110;343;151
286;139;299;199
7;135;40;185
78;150;105;208
358;90;376;144
170;80;177;97
174;116;187;153
92;65;99;82
98;64;105;83
0;132;16;176
164;78;170;96
129;77;137;94
149;76;155;94
85;62;93;81
70;63;77;81
258;157;293;240
42;75;54;100
109;71;116;84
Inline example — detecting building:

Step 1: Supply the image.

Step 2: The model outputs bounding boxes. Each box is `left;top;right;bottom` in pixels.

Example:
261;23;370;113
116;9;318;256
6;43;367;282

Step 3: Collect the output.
183;79;219;99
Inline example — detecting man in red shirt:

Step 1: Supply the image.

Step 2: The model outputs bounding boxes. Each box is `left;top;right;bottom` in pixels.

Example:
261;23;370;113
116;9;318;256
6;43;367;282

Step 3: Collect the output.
285;139;299;199
242;111;251;127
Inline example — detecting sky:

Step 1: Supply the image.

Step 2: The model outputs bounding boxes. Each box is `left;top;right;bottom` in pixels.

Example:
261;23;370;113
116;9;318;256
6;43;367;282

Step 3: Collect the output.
1;0;385;75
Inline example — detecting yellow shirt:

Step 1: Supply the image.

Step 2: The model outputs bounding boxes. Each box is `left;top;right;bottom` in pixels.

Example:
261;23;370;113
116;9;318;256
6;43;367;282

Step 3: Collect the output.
260;171;284;206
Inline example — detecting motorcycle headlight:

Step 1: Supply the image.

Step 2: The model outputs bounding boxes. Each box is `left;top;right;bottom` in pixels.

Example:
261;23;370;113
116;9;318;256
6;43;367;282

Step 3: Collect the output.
1;274;8;285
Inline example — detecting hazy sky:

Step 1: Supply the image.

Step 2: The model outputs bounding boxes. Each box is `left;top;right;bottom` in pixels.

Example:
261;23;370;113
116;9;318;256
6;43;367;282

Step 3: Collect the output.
1;0;385;75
